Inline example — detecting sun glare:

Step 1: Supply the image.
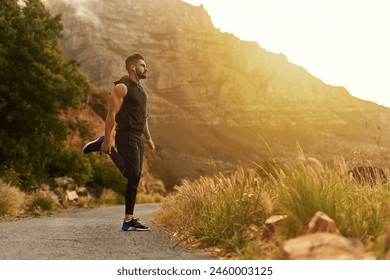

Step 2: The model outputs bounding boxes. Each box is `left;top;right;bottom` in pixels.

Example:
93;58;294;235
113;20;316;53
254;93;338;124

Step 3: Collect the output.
183;0;390;108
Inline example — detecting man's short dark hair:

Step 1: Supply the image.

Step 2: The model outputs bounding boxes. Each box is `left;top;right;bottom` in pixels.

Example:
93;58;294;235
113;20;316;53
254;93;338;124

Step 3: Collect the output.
125;54;145;72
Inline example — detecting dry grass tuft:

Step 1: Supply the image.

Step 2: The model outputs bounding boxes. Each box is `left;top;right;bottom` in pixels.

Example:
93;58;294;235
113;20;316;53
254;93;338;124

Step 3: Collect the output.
0;179;25;216
99;189;123;206
136;193;165;204
27;189;61;213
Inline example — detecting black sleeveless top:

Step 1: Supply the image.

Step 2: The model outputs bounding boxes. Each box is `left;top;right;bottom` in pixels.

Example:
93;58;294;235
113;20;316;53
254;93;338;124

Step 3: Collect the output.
114;75;148;135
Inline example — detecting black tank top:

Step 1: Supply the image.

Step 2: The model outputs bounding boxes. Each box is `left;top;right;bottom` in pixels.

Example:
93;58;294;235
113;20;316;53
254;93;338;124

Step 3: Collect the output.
114;75;148;134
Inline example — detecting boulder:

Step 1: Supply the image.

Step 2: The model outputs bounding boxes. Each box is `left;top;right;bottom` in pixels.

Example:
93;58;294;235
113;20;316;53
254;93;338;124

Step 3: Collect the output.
66;190;79;202
76;186;89;197
283;232;375;260
301;211;340;235
54;176;77;190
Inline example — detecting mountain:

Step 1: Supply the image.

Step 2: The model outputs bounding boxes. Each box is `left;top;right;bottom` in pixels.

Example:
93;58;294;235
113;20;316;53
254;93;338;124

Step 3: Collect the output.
44;0;390;186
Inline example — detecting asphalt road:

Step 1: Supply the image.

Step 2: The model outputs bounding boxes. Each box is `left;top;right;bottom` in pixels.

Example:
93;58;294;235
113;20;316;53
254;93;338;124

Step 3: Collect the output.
0;203;211;260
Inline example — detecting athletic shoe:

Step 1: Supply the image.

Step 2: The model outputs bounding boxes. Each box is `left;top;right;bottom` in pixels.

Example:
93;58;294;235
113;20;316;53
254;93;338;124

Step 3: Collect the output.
82;136;104;154
122;218;150;231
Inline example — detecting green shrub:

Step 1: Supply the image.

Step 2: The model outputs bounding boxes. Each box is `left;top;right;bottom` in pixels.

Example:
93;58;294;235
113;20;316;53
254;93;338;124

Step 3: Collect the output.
77;118;91;140
47;147;92;186
28;190;60;212
145;153;182;191
88;154;127;195
0;166;22;188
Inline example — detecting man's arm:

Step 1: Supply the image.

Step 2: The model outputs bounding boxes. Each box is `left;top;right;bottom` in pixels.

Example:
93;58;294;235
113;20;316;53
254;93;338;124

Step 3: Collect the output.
101;84;127;154
143;119;155;151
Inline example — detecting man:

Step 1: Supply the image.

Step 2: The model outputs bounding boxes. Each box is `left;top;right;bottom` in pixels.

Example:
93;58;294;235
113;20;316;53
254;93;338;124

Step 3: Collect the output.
83;54;155;231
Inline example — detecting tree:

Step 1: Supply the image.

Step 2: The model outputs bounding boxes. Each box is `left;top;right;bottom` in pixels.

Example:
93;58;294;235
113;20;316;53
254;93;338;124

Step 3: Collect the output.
0;0;87;186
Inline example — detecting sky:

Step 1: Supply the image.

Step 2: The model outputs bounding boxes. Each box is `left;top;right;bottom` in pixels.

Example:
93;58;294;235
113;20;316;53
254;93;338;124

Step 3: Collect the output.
183;0;390;108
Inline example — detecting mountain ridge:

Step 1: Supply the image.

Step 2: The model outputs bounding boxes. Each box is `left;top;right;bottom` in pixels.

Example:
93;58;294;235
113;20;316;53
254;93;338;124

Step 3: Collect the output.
44;0;390;185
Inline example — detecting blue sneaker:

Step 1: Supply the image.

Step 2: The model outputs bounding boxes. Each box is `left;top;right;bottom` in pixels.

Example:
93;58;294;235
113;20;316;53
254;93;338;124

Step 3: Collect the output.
82;136;104;154
122;218;150;231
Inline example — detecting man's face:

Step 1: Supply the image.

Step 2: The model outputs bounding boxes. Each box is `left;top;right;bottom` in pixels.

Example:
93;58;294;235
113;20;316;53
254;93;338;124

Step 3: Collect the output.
135;59;147;79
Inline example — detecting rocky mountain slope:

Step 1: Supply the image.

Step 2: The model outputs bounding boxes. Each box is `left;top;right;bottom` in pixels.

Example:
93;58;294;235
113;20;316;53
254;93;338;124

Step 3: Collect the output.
44;0;390;185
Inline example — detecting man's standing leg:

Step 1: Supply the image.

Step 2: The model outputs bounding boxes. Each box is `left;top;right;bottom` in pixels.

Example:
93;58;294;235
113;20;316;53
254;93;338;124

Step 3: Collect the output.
115;132;149;231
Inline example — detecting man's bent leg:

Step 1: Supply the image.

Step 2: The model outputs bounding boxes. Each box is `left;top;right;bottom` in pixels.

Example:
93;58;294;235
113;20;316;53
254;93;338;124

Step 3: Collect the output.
109;148;130;179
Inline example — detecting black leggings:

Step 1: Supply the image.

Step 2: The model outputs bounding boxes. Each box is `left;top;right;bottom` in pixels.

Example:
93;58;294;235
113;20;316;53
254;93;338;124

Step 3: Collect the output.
110;132;144;215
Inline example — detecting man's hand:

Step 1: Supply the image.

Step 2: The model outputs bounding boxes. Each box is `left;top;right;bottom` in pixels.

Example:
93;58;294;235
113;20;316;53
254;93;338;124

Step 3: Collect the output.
146;138;155;151
101;139;111;154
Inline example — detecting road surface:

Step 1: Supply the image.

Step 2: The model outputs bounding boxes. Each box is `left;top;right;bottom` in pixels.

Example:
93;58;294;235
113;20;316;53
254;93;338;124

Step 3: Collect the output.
0;203;212;260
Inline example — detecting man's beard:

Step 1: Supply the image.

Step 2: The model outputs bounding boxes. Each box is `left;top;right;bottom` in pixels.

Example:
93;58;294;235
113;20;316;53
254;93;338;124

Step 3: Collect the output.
136;69;147;79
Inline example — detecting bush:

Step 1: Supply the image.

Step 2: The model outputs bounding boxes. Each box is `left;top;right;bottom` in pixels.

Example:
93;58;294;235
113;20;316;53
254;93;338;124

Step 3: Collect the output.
0;166;22;188
155;167;273;252
27;189;60;213
87;154;127;195
0;179;25;216
145;153;182;191
77;118;91;140
136;193;165;204
47;147;92;186
99;189;124;206
0;0;87;187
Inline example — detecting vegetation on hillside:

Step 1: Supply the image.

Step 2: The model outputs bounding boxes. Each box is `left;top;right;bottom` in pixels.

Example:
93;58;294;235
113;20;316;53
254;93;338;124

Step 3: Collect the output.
0;0;87;186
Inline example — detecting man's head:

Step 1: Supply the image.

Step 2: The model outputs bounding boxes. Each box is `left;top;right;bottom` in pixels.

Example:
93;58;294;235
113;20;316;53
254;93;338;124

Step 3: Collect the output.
125;53;147;80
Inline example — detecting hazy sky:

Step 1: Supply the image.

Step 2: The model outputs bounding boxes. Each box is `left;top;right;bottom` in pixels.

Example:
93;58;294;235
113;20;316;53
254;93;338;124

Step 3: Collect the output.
183;0;390;108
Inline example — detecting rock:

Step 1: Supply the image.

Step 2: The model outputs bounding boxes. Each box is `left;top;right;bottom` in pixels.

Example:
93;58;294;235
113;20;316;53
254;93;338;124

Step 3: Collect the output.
66;190;79;202
283;212;375;259
54;176;78;190
262;215;288;239
283;232;375;260
76;186;89;197
266;215;288;224
301;211;340;235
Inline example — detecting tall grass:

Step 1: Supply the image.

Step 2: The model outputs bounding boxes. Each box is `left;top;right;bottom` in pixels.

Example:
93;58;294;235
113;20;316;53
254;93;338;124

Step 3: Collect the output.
155;154;390;259
0;179;25;216
275;157;390;255
156;167;274;253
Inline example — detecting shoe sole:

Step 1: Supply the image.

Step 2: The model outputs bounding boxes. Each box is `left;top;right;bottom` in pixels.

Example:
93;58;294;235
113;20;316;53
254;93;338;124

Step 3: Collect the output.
82;136;104;154
122;227;150;231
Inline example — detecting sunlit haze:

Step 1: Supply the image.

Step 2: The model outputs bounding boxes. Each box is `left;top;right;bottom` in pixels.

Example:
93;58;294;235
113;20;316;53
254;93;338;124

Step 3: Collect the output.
183;0;390;108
